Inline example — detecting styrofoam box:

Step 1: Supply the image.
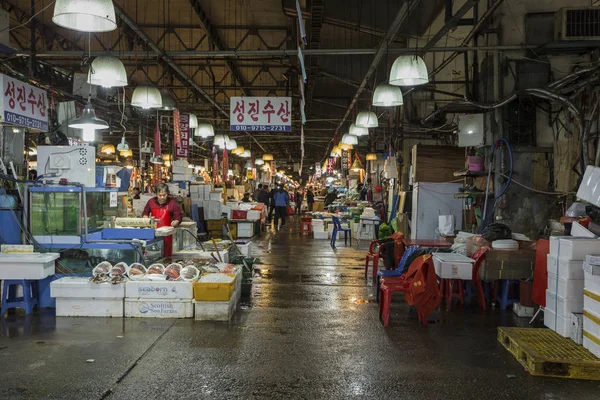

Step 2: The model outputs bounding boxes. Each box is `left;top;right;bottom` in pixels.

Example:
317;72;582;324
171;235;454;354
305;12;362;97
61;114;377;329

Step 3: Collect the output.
247;210;261;221
572;313;584;345
584;288;600;317
547;273;584;299
312;226;325;233
209;192;223;201
585;271;600;294
584;309;600;339
51;277;125;298
547;255;584;279
235;242;252;257
546;289;583;315
544;308;571;337
314;231;329;239
433;253;474;280
56;298;123;317
125;281;193;299
124;299;193;318
571;221;597;238
556;238;600;260
0;253;58;279
584;262;600;277
194;287;240;321
583;331;600;358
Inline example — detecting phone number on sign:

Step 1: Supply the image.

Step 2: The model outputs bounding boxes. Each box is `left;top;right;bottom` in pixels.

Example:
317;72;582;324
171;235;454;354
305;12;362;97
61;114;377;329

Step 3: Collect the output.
3;112;48;130
231;125;291;132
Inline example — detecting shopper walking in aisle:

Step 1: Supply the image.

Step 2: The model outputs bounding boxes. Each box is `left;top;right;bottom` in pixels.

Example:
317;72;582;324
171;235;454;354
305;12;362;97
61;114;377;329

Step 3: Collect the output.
306;186;315;211
254;183;263;201
273;184;290;229
268;185;276;223
294;187;303;215
257;184;270;206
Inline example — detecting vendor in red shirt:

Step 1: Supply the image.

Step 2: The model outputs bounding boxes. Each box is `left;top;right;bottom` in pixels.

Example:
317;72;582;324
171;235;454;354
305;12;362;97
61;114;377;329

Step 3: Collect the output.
142;183;182;256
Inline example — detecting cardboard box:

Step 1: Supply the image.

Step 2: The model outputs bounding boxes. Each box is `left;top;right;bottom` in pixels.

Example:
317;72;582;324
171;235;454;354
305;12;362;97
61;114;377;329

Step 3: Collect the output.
51;277;125;298
124;299;193;318
479;250;535;281
125;281;193;299
56;298;123;317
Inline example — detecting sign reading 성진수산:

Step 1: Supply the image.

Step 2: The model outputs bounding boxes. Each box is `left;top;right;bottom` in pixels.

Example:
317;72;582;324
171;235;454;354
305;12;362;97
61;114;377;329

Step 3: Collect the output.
230;97;291;132
0;74;48;131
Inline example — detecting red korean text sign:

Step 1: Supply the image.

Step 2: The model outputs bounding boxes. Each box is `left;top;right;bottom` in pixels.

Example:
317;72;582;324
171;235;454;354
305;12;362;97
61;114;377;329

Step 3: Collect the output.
230;97;291;132
0;74;48;130
176;113;190;158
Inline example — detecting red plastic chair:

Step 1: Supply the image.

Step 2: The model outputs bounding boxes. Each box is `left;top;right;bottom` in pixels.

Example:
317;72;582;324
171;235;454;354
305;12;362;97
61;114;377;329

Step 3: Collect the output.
365;240;385;280
471;247;491;311
441;279;464;311
300;216;312;235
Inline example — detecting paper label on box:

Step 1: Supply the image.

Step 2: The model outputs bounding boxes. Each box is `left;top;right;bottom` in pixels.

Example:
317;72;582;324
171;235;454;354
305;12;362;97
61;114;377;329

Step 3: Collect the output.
138;301;180;315
110;192;117;207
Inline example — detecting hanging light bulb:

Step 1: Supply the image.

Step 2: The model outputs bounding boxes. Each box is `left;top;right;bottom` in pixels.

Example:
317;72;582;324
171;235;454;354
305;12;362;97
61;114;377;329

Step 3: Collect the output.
340;143;354;151
245;160;253;170
232;146;245;155
87;56;127;88
341;134;359;145
241;150;251;158
213;134;227;148
262;154;274;161
52;0;117;32
349;123;369;136
120;149;132;158
100;144;115;155
389;55;429;86
255;158;265;166
131;85;162;109
82;128;95;142
159;89;176;111
227;138;237;150
355;111;378;128
69;97;109;130
196;123;214;138
366;153;377;161
372;83;403;107
189;114;198;128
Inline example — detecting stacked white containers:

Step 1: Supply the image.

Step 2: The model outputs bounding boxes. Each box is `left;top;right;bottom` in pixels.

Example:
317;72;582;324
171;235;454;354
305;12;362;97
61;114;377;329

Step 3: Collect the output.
312;219;328;239
172;159;192;182
545;238;599;338
190;184;223;220
124;281;194;318
583;255;600;357
51;277;125;317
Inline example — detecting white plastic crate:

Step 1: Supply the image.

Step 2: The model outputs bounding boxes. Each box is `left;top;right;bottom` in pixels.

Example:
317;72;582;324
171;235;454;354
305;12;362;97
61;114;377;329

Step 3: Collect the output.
125;281;193;299
313;231;329;240
547;255;584;279
547;273;584;299
51;277;125;298
545;289;583;315
544;308;571;337
124;299;193;318
0;253;59;279
56;298;123;317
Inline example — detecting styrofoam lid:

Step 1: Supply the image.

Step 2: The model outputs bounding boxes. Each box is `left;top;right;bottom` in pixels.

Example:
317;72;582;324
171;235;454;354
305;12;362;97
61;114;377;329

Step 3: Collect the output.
0;253;59;263
433;253;475;263
492;239;519;250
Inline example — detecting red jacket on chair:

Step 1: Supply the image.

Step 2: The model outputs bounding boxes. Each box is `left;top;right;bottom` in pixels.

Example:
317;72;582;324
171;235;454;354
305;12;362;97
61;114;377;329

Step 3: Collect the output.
404;254;441;318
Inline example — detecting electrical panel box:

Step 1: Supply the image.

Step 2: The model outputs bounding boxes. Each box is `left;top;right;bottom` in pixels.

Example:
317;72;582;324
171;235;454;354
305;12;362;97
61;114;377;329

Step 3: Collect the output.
37;145;96;187
458;114;485;147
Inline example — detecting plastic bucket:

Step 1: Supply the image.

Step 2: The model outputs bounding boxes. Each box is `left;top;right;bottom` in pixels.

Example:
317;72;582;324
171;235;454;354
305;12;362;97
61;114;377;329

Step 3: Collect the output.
520;280;534;307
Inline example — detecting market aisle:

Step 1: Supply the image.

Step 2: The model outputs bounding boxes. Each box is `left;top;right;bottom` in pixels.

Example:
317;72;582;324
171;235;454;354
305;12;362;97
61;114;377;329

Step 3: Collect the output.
1;220;600;399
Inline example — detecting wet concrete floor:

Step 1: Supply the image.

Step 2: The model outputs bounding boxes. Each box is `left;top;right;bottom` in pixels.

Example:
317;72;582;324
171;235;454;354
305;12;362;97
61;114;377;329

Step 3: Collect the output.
1;220;600;399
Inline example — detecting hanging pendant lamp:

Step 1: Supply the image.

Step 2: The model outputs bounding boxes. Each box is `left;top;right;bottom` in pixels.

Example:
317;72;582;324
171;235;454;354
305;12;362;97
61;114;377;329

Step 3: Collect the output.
355;111;378;128
340;143;354;151
82;128;95;142
389;55;429;86
196;123;214;138
189;114;198;128
87;56;127;88
100;144;115;155
351;155;364;172
245;160;253;170
232;146;245;155
262;154;274;161
213;134;228;148
227;138;237;150
159;90;176;111
341;134;358;145
53;0;117;32
349;123;369;136
69;97;109;130
255;158;265;166
241;150;251;158
372;83;403;107
366;153;377;161
131;85;162;109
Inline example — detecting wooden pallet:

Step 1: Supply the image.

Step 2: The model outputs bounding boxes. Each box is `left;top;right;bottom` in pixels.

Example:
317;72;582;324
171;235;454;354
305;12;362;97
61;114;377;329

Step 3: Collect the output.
498;327;600;380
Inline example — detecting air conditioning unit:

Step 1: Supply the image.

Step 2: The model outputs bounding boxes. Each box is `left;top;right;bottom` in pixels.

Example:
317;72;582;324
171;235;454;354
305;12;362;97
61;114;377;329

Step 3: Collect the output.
555;8;600;41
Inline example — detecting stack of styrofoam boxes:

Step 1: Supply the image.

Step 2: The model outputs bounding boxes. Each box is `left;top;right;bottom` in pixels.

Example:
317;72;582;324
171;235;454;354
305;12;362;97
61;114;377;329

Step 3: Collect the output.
172;159;192;182
51;277;125;317
312;219;328;239
583;255;600;356
545;237;599;338
124;280;194;318
190;184;211;202
194;267;242;321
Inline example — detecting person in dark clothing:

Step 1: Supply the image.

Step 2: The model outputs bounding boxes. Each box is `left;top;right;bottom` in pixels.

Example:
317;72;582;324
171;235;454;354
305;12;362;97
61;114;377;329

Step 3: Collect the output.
324;189;338;207
306;187;315;211
273;185;290;228
294;188;303;215
253;184;262;201
257;184;270;205
242;192;252;202
132;187;141;200
268;186;276;223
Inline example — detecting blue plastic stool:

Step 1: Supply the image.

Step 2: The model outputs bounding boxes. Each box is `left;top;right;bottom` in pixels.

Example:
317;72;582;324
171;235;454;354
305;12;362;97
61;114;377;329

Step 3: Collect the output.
1;280;39;316
497;280;519;310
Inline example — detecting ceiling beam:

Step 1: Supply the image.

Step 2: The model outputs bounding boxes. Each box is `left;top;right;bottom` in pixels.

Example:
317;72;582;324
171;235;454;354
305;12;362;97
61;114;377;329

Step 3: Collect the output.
421;0;478;53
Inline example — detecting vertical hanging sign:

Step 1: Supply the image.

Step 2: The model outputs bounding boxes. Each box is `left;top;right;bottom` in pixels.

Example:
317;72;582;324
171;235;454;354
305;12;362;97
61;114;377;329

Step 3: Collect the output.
176;113;190;158
173;110;181;148
341;150;349;171
222;148;229;182
327;158;335;174
315;162;322;178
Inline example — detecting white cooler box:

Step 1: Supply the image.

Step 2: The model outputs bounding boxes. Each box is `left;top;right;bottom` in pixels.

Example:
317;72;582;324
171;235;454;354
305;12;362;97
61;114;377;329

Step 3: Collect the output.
125;281;193;299
51;277;126;298
552;238;600;260
583;331;600;358
544;308;571;337
124;299;194;318
545;289;583;315
313;231;329;240
194;284;240;321
584;288;600;317
56;298;123;317
0;253;59;279
237;222;255;238
234;242;252;257
433;253;474;280
547;273;583;299
584;309;600;339
547;255;584;279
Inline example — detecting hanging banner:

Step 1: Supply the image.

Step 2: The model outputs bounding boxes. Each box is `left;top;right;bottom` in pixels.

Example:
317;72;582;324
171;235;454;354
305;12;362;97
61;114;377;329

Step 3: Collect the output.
315;162;321;178
173;110;181;148
175;113;190;158
222;148;229;182
327;158;335;174
230;97;291;131
341;150;349;171
0;74;48;130
348;152;353;170
212;147;219;183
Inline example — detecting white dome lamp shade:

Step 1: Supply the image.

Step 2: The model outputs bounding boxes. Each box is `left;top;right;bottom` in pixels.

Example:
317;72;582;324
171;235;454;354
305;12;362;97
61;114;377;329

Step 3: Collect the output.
213;134;228;148
341;134;359;145
52;0;117;33
389;55;429;86
226;138;237;150
196;123;215;138
131;85;163;109
372;83;403;107
255;158;265;166
241;150;251;158
159;90;176;111
68;98;109;130
189;114;198;129
355;111;378;128
349;123;369;136
87;56;127;88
